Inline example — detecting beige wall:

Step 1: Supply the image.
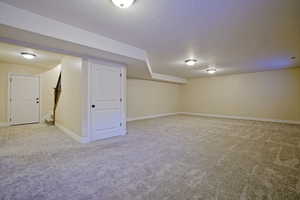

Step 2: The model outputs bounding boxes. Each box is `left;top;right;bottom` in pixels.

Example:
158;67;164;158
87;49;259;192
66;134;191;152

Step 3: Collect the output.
127;79;181;119
2;60;299;128
181;67;300;121
0;62;46;123
40;64;61;119
55;56;82;136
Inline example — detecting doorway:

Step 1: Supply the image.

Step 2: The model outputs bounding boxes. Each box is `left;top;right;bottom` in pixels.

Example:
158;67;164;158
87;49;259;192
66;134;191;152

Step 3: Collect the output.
88;60;127;141
9;74;40;125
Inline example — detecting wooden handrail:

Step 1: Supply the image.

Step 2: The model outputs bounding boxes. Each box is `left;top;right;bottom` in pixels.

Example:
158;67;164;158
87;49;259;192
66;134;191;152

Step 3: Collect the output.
53;72;62;125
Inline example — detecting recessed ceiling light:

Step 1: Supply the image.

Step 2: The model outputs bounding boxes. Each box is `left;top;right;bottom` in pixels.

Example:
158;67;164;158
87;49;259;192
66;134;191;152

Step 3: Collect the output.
206;68;217;74
112;0;135;8
185;59;197;66
21;52;36;60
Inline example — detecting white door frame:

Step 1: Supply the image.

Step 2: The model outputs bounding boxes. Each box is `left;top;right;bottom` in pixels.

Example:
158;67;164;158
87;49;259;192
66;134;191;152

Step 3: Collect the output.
81;58;127;143
8;73;41;125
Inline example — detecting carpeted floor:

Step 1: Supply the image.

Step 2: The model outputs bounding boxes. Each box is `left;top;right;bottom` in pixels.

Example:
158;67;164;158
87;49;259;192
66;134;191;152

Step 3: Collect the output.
1;115;300;200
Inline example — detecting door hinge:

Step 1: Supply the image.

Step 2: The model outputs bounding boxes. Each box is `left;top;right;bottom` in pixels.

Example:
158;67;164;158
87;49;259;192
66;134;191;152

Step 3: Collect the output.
9;77;12;82
9;118;12;122
120;123;122;127
9;98;12;102
120;98;122;102
120;73;122;77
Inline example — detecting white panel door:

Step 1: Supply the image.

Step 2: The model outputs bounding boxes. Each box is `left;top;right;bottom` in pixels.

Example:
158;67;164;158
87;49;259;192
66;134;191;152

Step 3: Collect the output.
10;75;40;125
90;64;123;140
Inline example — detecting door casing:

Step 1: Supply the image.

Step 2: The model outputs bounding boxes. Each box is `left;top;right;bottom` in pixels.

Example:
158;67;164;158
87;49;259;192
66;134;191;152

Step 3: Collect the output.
82;59;127;142
8;73;40;125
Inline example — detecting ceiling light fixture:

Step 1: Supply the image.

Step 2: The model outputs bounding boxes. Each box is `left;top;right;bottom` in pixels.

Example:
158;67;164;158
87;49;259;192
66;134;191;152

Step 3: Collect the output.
290;56;296;60
206;68;217;74
112;0;135;8
185;59;197;66
21;52;36;60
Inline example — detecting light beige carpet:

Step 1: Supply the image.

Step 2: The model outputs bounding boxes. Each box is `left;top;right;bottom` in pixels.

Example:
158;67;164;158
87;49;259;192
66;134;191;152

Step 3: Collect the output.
0;115;300;200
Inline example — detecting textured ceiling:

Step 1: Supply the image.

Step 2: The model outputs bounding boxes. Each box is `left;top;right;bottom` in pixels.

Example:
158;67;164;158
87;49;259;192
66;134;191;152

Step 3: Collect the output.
0;42;63;69
1;0;300;77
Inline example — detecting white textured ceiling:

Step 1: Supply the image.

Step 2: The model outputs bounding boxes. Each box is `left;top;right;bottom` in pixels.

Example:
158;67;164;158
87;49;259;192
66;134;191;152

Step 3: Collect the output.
0;42;63;69
1;0;299;78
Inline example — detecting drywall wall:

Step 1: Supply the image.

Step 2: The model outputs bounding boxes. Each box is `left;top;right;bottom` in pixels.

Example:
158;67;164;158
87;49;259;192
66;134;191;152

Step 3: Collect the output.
55;56;82;136
40;64;61;120
0;62;46;123
181;67;300;121
127;79;181;119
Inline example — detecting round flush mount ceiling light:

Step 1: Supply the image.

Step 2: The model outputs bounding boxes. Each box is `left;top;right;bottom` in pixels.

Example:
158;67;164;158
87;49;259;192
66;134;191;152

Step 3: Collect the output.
112;0;135;8
185;59;198;66
21;52;37;60
206;68;217;74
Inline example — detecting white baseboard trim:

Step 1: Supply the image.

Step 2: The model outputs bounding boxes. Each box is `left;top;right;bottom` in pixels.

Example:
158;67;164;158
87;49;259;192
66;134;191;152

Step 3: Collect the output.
178;112;300;125
0;122;9;127
55;123;90;143
127;113;178;122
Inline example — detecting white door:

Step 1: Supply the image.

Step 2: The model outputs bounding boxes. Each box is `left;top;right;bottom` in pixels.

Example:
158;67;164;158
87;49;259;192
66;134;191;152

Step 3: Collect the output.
90;63;124;140
10;75;40;125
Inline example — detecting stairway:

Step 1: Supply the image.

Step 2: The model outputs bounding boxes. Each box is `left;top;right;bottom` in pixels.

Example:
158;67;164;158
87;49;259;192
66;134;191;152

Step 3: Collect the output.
45;72;62;125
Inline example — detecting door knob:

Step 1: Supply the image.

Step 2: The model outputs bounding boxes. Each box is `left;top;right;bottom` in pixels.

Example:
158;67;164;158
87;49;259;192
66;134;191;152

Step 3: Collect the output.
91;105;95;108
